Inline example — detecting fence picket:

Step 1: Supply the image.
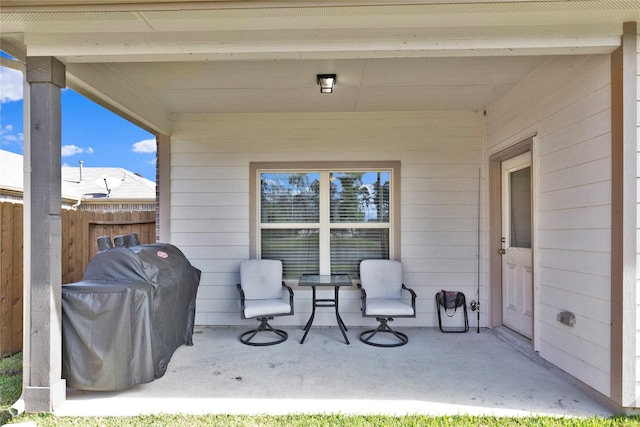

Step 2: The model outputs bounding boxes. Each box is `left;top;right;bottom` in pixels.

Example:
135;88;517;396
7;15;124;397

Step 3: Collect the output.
0;201;155;356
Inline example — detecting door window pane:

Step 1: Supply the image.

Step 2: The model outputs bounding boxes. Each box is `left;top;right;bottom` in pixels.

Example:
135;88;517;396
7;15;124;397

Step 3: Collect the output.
509;167;531;248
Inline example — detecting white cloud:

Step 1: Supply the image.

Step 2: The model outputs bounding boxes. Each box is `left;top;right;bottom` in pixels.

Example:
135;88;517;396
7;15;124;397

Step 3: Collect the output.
0;67;23;103
132;138;156;153
61;145;94;157
0;124;23;147
61;145;83;156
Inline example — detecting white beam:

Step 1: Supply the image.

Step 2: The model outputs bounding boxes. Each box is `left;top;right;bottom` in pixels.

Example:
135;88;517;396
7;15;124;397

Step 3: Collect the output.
23;24;623;63
65;63;171;135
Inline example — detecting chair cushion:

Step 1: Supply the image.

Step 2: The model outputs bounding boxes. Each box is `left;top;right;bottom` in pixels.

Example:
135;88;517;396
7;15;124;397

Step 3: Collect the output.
359;259;403;299
242;299;292;318
240;259;283;300
364;298;414;317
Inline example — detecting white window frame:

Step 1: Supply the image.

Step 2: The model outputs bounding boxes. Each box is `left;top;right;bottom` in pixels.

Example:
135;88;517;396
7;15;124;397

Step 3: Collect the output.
250;161;401;279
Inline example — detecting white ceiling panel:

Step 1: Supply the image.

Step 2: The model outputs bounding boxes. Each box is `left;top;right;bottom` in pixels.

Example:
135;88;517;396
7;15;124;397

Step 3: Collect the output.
106;56;550;114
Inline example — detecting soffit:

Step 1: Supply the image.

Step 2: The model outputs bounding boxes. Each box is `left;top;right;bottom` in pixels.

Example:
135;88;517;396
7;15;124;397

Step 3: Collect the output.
2;1;640;33
1;1;635;132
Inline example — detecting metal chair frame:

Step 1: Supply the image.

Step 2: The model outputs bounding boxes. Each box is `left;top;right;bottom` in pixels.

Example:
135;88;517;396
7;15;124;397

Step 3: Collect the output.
435;291;469;333
358;283;417;348
237;282;294;346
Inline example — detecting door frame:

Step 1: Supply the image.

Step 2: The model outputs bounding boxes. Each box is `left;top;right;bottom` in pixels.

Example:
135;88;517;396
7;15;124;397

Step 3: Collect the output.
488;136;536;345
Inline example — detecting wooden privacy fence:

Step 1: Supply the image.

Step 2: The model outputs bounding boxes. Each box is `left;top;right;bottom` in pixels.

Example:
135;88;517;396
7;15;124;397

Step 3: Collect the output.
0;201;156;357
1;202;22;359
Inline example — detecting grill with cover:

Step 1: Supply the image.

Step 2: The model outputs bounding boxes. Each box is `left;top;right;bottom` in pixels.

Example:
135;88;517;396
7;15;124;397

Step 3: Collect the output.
61;235;201;391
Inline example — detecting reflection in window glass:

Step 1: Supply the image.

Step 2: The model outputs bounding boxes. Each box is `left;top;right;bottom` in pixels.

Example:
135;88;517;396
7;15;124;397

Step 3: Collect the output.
330;171;390;223
509;167;531;248
330;229;389;277
259;168;392;278
260;173;320;223
261;229;319;277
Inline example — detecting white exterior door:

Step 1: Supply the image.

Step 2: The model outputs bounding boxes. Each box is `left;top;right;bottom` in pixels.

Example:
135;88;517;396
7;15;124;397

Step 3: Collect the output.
501;152;533;338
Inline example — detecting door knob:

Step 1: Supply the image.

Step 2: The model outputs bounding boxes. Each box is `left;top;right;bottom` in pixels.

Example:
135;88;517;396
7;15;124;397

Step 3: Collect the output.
498;249;506;255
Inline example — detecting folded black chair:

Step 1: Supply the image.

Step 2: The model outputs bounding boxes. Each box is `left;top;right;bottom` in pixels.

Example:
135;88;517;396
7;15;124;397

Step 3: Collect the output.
435;290;469;333
237;259;294;346
358;259;416;347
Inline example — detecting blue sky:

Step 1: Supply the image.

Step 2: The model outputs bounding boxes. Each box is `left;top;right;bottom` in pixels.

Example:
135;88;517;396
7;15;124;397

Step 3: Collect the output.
0;62;157;181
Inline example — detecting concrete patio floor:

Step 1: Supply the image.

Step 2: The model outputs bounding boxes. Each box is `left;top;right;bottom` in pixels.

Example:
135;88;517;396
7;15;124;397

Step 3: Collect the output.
57;326;616;418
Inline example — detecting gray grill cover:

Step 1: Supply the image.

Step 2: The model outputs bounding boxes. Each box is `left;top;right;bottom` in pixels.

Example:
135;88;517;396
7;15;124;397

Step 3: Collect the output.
62;243;201;391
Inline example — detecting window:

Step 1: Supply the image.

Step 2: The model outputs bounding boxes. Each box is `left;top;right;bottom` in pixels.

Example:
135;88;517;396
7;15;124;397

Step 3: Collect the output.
251;162;400;279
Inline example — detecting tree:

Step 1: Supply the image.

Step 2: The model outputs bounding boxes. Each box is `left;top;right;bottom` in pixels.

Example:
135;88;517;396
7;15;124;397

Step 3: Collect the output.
330;172;369;222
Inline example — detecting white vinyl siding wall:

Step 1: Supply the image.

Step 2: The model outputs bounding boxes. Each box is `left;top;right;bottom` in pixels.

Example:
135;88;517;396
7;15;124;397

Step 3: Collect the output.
486;55;612;396
169;111;484;329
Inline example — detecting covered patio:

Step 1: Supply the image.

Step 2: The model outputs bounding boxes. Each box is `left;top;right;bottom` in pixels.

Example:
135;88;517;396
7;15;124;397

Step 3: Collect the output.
2;0;640;415
57;327;614;418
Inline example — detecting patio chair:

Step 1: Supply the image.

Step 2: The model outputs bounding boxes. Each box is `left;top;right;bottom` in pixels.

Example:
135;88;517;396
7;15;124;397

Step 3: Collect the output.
237;259;294;346
358;259;416;347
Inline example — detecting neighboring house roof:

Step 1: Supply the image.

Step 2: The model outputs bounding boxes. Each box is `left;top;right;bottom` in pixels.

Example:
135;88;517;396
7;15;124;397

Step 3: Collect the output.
0;149;23;194
0;149;156;203
61;165;156;202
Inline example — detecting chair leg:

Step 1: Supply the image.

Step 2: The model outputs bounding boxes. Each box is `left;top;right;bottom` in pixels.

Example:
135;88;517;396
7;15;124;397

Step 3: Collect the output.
437;304;470;333
240;317;288;346
360;317;408;347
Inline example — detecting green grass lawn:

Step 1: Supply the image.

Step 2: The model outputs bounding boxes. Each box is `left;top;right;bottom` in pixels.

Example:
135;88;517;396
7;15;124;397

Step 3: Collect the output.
7;413;640;427
3;352;640;426
3;414;640;427
0;352;22;425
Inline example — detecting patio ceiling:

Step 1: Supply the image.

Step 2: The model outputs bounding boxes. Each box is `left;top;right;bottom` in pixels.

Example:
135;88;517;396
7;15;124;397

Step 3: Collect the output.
88;56;550;113
2;1;638;133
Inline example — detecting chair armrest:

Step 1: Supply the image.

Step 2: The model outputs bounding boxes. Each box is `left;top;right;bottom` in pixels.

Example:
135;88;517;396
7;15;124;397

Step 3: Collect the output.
356;283;367;299
402;284;417;309
237;283;246;316
357;283;367;315
282;282;294;315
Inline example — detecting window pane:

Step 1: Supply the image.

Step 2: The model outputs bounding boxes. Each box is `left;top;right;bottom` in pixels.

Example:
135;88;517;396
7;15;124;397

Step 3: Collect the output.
261;172;320;223
509;167;531;248
261;229;319;277
330;229;389;277
330;172;390;223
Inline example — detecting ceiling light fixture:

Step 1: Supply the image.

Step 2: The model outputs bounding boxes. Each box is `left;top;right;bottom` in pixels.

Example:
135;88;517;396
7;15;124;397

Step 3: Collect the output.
317;74;336;93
